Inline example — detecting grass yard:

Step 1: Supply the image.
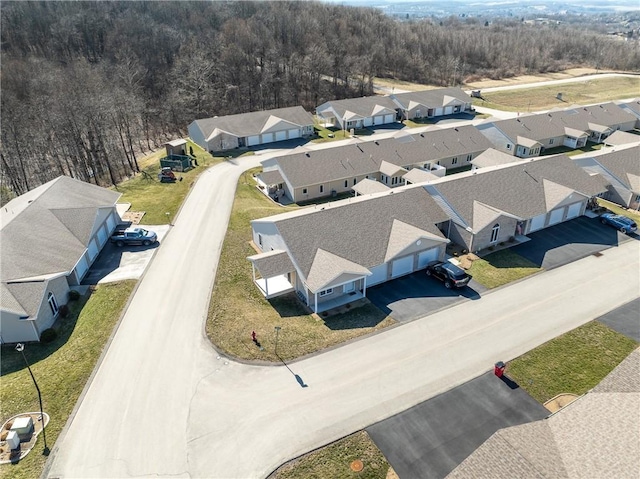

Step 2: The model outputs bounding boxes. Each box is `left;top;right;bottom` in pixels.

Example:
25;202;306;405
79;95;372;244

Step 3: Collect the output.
474;76;640;112
273;431;389;479
312;121;351;142
467;249;542;289
206;170;395;362
114;140;234;224
597;198;640;222
507;321;638;404
0;281;136;479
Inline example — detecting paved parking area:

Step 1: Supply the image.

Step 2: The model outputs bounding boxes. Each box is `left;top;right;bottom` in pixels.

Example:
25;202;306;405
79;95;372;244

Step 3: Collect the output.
596;297;640;342
367;372;548;479
367;271;486;322
511;216;636;270
82;225;170;285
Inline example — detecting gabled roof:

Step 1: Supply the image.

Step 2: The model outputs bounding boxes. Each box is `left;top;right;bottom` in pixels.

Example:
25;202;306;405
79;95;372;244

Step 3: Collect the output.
430;155;606;228
379;160;407;177
270;125;492;188
253;186;449;289
316;95;398;119
588;145;640;193
1;281;47;317
471;148;517;168
258;169;285;186
247;250;295;278
603;130;640;146
392;87;471;110
352;178;390;195
620;99;640;117
384;219;447;262
403;168;439;183
191;106;313;141
1;176;120;282
306;249;371;292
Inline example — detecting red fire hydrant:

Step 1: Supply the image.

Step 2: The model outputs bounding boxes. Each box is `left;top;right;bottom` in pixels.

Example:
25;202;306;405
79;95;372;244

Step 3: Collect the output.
251;330;257;342
494;361;506;378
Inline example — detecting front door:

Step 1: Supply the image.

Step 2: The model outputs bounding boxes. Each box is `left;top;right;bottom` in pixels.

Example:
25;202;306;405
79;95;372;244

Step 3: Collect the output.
344;281;355;293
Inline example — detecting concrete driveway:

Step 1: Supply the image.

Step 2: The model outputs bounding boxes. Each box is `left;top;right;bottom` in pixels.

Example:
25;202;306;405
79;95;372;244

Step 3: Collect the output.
367;271;487;322
511;216;636;270
367;372;548;479
81;225;171;284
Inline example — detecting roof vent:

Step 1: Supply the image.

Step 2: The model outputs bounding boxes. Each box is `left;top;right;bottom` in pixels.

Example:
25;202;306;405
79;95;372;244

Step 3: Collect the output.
454;128;459;132
374;141;379;145
305;153;310;157
420;133;424;137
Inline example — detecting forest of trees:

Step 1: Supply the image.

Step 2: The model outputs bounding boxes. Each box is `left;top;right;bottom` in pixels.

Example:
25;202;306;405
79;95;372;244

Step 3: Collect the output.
1;1;639;201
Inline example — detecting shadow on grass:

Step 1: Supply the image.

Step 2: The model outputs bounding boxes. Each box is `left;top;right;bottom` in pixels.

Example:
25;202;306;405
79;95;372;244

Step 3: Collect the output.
0;291;92;377
322;303;388;331
269;293;312;319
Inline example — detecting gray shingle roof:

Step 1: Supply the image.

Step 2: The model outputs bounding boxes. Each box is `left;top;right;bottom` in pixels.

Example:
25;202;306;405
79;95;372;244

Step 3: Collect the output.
431;155;606;227
1;176;121;282
191;106;313;140
471;148;519;168
603;130;640;146
258;169;285;186
352;178;390;195
316;96;398;119
247;250;295;278
590;145;640;192
257;186;449;283
1;281;47;317
272;125;492;188
392;87;471;109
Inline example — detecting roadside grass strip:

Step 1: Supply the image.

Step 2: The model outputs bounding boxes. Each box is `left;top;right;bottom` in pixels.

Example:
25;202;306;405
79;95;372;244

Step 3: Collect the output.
597;198;640;223
467;249;542;289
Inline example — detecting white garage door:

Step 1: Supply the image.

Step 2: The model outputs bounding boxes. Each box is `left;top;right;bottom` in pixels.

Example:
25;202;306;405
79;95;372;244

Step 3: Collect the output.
275;131;287;142
97;224;108;246
288;129;300;139
444;106;454;115
392;256;414;278
107;213;116;232
247;135;261;146
529;213;546;233
418;248;439;269
88;238;99;261
368;264;388;286
74;256;88;282
548;207;565;226
384;114;394;123
262;133;274;144
566;202;582;220
435;108;444;117
364;117;373;127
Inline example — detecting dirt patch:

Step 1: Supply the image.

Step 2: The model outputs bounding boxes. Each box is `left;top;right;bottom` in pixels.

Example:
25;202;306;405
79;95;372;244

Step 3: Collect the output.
121;210;145;224
386;466;400;479
544;393;580;413
457;253;480;270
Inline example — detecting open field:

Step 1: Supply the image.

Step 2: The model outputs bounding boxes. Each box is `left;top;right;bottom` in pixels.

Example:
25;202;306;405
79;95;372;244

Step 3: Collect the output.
0;281;136;479
507;321;638;404
474;76;640;112
206;170;395;362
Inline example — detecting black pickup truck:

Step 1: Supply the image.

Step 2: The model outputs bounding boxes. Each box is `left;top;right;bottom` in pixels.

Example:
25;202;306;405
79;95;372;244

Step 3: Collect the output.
110;227;158;247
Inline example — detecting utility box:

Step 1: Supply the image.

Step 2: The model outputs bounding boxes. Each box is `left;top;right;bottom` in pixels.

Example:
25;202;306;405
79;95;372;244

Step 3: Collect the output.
6;430;20;450
10;416;33;440
494;361;506;378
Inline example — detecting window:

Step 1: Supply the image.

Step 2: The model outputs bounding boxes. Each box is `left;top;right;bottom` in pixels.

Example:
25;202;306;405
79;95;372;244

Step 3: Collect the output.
467;154;472;162
490;224;500;243
320;185;324;193
319;288;333;297
302;188;308;195
549;138;554;145
452;157;458;165
48;292;59;316
353;178;357;185
506;144;512;150
635;194;640;202
258;234;263;246
344;180;348;188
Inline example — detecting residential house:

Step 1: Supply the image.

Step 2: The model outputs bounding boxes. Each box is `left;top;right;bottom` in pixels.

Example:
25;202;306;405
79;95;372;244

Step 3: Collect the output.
574;145;640;210
478;102;637;158
188;106;314;153
258;125;492;203
602;130;640;148
249;186;450;313
619;99;640;127
426;155;606;252
391;88;473;121
1;177;121;343
470;148;519;170
315;96;399;130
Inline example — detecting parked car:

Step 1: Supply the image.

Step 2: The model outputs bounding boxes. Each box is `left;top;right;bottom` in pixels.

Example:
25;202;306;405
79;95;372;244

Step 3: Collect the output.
600;213;637;234
110;227;158;247
425;261;472;289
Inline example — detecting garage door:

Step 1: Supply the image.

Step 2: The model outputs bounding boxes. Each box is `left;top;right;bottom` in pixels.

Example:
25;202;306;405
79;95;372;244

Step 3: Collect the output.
97;224;108;246
392;256;414;278
88;238;99;261
384;114;394;123
74;256;88;282
262;133;274;144
247;135;261;146
107;213;116;232
444;106;454;115
435;108;444;117
529;213;546;233
418;248;439;269
364;117;373;127
566;202;582;220
548;207;565;226
275;131;287;142
368;264;388;286
288;129;300;139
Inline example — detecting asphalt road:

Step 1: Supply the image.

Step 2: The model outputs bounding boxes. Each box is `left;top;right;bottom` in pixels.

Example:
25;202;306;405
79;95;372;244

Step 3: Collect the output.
596;298;640;342
367;372;549;479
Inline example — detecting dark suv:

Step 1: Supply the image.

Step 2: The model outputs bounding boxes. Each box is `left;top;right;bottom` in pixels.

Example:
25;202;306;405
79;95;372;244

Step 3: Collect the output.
425;261;472;289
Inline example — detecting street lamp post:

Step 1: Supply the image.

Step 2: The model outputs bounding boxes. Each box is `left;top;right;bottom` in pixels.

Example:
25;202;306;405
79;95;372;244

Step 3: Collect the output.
15;343;48;453
274;326;281;356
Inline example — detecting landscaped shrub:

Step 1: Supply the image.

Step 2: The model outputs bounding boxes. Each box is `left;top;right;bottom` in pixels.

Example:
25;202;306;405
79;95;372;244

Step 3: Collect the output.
59;304;70;318
40;328;58;343
4;421;13;430
488;246;495;251
68;289;80;301
499;241;505;246
509;236;516;243
0;431;7;441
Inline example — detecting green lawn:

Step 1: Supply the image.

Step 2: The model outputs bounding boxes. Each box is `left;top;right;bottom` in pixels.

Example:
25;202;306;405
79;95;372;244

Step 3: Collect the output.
467;249;542;289
0;281;136;479
206;170;395;362
312;120;352;142
474;76;640;112
274;431;389;479
507;321;638;404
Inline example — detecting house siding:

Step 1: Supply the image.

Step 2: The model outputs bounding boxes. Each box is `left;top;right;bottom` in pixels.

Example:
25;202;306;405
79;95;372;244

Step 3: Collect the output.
0;310;39;344
207;132;239;152
471;216;519;252
34;275;71;338
293;174;381;203
188;122;207;151
477;125;517;156
448;223;474;251
251;222;287;253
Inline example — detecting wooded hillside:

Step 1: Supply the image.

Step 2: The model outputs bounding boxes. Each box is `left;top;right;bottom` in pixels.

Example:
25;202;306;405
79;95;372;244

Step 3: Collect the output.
2;1;638;201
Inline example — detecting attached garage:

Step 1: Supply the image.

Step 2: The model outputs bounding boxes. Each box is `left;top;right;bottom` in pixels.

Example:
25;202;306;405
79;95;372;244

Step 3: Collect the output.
384;114;394;123
391;256;414;278
434;108;444;117
288;129;300;139
262;133;274;144
418;248;439;269
247;135;261;146
107;213;117;232
444;106;454;115
529;213;546;233
275;131;287;142
74;256;88;282
87;238;99;261
565;202;582;220
364;117;373;127
368;264;388;286
548;207;565;226
97;224;108;246
373;115;383;125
